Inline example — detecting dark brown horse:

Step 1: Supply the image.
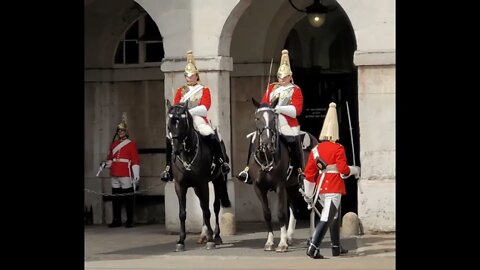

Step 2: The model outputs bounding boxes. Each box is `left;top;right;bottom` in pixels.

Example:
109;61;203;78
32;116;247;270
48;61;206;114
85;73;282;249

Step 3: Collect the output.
248;98;318;252
166;100;231;251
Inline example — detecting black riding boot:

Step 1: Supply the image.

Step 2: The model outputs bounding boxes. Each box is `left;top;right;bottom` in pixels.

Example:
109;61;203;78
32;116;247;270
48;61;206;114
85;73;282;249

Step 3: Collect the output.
307;201;339;258
124;187;135;228
208;133;230;175
108;188;123;228
307;221;329;259
288;135;305;182
237;140;254;184
330;205;348;256
160;138;173;182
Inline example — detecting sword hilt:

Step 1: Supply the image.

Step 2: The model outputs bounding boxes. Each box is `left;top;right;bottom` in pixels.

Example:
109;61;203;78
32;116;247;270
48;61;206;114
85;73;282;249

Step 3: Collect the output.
95;161;106;177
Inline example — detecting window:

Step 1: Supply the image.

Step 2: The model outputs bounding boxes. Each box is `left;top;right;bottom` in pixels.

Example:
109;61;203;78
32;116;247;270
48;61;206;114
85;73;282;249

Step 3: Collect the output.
114;14;164;65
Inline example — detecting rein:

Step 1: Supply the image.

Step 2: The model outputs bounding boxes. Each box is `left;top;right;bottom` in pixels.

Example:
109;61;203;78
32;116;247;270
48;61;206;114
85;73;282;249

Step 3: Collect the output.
175;131;199;171
253;107;280;171
169;106;200;171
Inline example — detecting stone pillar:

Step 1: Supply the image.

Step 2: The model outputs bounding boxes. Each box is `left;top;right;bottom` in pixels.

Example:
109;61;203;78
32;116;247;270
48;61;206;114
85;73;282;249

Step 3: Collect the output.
161;55;236;234
354;50;395;232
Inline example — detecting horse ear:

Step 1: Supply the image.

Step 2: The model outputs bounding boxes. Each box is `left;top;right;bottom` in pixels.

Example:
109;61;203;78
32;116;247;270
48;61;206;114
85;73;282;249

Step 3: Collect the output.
251;97;261;108
166;99;172;111
270;96;279;108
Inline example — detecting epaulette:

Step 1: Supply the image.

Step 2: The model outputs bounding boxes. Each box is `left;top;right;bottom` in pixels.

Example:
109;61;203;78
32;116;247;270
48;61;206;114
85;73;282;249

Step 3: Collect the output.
181;85;189;95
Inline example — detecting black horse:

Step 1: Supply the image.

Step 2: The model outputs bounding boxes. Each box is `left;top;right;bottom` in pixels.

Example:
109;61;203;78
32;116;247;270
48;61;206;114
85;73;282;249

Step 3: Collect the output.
247;98;318;252
166;100;231;251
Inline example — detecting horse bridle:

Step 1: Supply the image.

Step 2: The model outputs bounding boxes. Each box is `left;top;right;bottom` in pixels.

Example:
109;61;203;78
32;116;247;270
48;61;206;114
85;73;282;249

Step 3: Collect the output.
254;107;279;171
168;106;199;171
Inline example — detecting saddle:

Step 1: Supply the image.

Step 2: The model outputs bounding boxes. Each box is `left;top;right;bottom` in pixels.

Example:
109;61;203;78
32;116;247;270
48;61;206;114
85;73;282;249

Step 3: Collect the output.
298;131;312;150
247;130;312;149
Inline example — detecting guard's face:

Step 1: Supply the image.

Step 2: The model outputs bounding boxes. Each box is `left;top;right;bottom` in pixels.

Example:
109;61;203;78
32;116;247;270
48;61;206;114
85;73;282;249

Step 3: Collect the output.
185;73;198;85
117;128;127;139
277;75;291;86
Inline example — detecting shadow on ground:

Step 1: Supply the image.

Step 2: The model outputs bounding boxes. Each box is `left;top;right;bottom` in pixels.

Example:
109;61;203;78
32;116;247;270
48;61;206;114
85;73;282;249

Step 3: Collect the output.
85;222;393;261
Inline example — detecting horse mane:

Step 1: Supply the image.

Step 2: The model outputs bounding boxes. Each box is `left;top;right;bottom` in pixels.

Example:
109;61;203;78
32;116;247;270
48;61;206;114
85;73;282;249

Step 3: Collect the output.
258;103;271;109
171;102;188;112
169;102;193;124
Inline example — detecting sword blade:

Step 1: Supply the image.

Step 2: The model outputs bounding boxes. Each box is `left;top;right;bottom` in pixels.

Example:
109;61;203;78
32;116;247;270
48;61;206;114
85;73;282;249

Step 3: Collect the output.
96;166;103;177
346;101;356;166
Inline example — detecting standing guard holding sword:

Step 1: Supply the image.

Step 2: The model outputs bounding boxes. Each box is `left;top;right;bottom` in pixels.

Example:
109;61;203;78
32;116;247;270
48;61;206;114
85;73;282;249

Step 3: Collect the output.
98;112;140;228
301;102;360;259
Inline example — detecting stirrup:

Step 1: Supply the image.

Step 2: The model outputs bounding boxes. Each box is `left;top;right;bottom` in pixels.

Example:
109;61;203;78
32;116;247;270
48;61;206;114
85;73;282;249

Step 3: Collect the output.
237;167;252;184
160;165;172;182
296;168;305;182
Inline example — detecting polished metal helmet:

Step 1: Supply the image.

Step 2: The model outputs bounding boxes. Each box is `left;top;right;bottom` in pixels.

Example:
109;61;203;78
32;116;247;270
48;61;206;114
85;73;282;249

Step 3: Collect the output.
116;112;129;136
184;50;199;77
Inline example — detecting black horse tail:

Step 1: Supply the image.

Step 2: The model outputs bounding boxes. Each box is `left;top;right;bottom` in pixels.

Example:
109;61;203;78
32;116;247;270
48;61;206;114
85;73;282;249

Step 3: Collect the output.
214;174;231;208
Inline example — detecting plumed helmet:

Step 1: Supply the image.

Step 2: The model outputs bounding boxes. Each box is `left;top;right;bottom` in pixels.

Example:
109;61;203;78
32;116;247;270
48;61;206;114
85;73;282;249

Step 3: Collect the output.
319;102;339;142
184;50;199;76
117;112;128;131
277;49;293;79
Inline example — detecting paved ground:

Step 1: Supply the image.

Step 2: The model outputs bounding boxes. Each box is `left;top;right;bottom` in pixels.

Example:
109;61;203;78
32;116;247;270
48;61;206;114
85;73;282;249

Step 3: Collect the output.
85;221;395;270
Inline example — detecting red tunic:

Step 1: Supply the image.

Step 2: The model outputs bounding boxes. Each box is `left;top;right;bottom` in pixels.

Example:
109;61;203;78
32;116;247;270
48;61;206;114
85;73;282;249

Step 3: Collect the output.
107;139;140;177
304;141;350;195
261;83;303;127
174;85;211;123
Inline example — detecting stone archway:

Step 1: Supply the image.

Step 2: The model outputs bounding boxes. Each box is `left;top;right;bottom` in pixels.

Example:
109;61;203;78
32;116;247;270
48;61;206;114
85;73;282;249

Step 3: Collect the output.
229;0;360;222
85;0;166;225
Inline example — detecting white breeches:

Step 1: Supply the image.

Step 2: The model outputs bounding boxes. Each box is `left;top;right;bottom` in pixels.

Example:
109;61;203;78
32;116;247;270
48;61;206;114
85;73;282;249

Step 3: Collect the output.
319;193;342;222
278;114;300;136
111;176;133;189
193;115;214;136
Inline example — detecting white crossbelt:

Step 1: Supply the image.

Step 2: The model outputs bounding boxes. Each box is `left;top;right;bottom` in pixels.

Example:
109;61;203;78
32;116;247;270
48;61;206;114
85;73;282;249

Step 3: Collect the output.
181;84;204;102
271;85;294;99
311;147;339;174
112;139;131;155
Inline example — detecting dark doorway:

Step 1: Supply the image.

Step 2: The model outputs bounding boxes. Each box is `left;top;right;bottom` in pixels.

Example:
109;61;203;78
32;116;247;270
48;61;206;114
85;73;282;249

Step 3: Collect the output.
292;66;360;220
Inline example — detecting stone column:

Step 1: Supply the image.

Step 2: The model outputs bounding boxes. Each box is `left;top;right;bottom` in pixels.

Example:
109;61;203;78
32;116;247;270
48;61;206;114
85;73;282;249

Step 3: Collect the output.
354;49;396;232
161;55;236;234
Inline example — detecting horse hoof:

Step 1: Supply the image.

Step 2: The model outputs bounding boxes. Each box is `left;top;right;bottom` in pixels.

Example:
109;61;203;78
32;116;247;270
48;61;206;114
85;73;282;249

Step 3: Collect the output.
175;244;185;252
275;245;288;253
214;236;223;245
264;244;275;251
205;241;216;250
197;235;207;244
287;238;294;246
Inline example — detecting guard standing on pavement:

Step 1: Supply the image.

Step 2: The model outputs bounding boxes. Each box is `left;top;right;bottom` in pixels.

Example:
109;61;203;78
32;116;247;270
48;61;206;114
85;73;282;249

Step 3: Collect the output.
302;102;360;258
104;113;140;228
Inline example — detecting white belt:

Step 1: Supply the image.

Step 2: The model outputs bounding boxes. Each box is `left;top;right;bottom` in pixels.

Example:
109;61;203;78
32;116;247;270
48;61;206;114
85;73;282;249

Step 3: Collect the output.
322;164;339;174
113;158;130;163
